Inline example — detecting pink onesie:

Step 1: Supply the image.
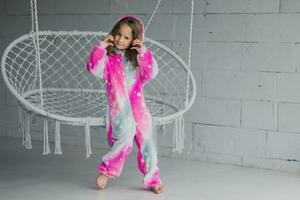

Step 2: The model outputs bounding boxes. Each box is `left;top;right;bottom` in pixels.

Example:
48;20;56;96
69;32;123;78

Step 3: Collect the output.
86;18;162;188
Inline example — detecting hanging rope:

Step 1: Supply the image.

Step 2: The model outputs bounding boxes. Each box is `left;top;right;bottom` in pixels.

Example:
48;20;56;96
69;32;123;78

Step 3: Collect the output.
173;115;185;153
145;0;163;32
30;0;44;108
172;0;194;153
55;121;62;154
22;108;32;149
43;117;51;154
84;118;92;158
185;0;194;106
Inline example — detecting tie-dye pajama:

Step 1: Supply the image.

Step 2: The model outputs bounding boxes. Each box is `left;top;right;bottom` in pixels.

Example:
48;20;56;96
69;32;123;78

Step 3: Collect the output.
86;41;162;189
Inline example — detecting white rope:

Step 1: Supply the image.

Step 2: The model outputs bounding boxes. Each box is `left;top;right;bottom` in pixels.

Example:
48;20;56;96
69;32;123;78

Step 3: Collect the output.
30;0;38;95
159;124;166;136
55;121;62;154
169;0;194;153
30;0;44;108
43;118;51;154
145;0;163;32
84;119;92;158
21;106;25;146
173;115;185;153
22;111;26;146
18;103;24;144
185;0;194;106
24;109;32;149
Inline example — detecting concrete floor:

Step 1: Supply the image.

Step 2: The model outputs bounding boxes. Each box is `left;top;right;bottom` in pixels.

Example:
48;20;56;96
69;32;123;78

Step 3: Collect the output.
1;136;300;200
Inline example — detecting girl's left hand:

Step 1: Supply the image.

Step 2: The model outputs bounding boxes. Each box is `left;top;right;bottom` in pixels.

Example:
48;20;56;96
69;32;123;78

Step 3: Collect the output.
131;39;143;50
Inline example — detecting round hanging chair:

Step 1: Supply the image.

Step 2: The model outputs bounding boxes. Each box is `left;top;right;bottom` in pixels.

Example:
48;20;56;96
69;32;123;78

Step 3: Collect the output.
1;0;196;157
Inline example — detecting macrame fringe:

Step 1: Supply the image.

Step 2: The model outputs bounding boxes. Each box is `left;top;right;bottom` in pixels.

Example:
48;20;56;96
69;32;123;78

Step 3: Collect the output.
84;119;92;158
18;105;32;149
173;115;185;153
54;121;62;154
43;118;51;155
25;111;32;149
17;104;95;157
18;104;24;145
159;124;166;135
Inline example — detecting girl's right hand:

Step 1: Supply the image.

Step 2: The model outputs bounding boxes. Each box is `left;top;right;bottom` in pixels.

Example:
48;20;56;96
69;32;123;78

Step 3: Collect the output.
101;34;114;47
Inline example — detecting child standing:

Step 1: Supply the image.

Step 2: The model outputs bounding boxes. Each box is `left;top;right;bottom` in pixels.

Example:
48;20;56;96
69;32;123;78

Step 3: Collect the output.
86;15;164;194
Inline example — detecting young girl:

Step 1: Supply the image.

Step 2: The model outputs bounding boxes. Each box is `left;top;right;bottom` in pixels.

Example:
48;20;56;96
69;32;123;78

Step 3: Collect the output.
86;15;164;194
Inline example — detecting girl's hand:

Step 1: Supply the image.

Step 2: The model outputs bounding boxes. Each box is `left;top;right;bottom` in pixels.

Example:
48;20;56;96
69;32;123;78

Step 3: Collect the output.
101;34;114;47
131;39;143;50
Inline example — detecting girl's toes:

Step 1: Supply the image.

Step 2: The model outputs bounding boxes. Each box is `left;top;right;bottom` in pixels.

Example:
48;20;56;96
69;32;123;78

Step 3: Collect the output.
151;184;164;194
96;174;108;189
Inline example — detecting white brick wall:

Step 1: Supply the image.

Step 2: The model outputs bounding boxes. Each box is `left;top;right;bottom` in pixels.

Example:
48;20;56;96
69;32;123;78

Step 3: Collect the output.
1;0;300;172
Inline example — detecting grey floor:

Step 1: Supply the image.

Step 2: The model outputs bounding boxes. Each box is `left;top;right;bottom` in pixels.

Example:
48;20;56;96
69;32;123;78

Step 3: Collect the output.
1;136;300;200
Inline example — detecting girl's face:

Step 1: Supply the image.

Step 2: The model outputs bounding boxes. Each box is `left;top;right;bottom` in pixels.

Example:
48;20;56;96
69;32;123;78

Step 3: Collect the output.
114;23;133;50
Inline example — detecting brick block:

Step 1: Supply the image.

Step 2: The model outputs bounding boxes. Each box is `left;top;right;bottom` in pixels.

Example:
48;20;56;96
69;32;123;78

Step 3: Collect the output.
278;73;300;103
185;97;241;127
278;103;300;132
242;100;277;130
38;15;79;31
205;0;279;13
172;0;204;14
193;124;266;157
242;43;295;72
245;14;300;42
0;16;29;38
54;0;111;14
175;14;246;42
203;70;276;101
5;0;30;15
266;131;300;160
281;0;300;12
111;0;171;14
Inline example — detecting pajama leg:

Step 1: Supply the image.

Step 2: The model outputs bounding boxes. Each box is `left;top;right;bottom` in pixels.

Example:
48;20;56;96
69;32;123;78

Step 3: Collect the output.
97;110;136;178
134;112;162;189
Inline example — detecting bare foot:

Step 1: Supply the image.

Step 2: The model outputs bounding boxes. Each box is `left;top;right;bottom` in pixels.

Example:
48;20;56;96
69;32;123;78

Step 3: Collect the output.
96;174;108;189
151;184;164;194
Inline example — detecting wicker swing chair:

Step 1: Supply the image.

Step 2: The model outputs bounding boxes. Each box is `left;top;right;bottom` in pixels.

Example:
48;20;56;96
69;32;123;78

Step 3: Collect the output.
1;0;196;158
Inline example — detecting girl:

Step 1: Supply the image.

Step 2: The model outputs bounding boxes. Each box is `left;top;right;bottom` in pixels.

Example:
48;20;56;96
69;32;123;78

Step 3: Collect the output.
86;15;164;194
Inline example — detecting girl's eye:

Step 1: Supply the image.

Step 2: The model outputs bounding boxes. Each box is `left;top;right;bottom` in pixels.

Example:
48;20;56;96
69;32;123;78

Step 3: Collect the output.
117;33;121;36
125;37;129;40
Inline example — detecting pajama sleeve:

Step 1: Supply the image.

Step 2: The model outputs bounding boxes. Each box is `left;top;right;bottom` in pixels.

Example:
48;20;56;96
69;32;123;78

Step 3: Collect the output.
137;46;158;84
86;41;107;79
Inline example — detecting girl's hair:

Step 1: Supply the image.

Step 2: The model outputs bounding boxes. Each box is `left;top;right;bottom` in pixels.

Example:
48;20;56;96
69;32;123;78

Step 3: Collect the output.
106;16;144;69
